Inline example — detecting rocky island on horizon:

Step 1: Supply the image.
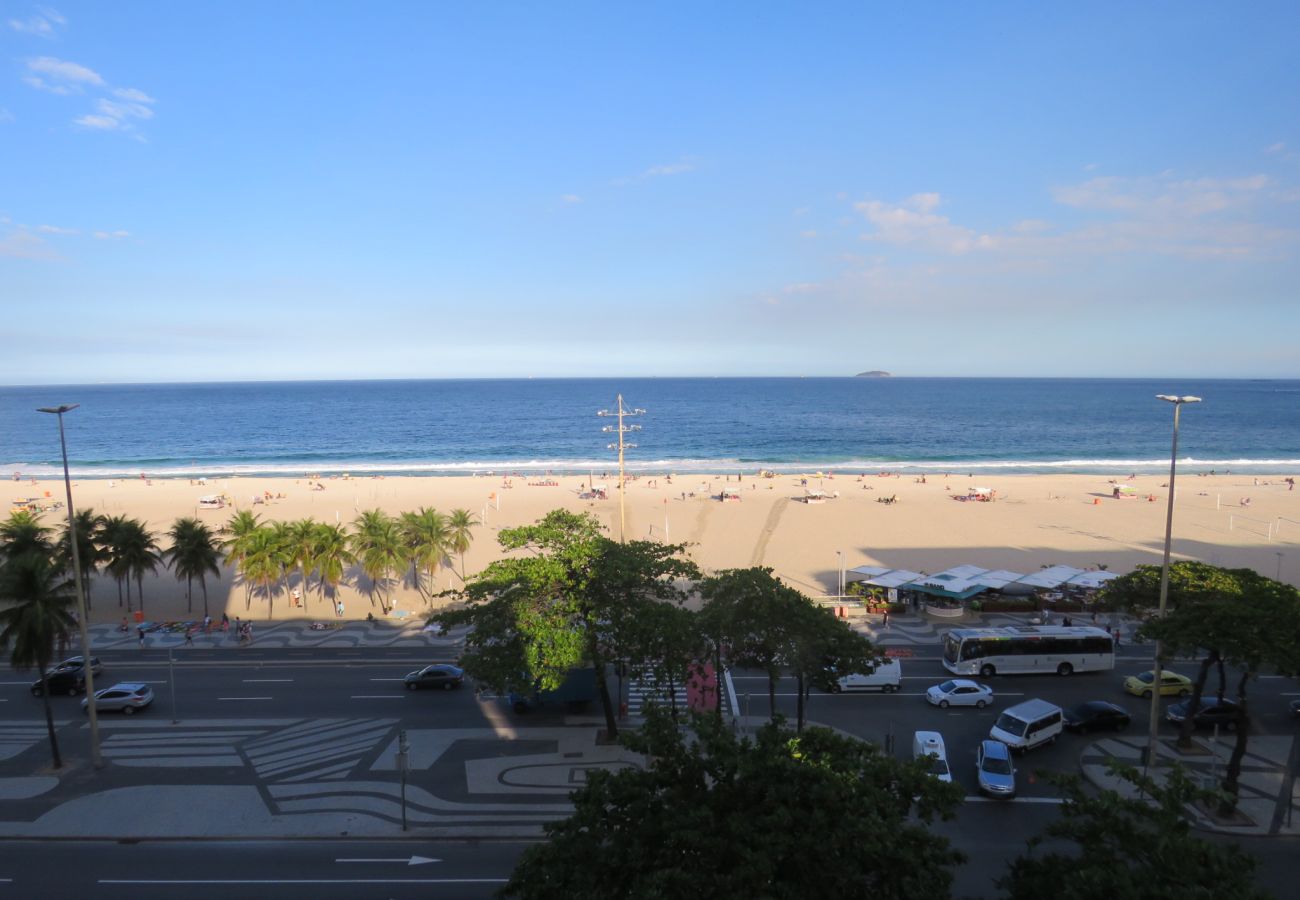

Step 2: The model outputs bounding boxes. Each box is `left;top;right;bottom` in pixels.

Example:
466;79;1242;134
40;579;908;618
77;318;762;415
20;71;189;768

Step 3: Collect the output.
855;370;892;377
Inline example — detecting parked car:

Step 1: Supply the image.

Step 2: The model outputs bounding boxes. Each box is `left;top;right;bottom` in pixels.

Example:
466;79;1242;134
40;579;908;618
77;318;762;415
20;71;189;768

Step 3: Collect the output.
82;683;154;715
976;739;1017;798
403;664;465;691
1064;700;1131;733
53;655;102;675
925;679;994;709
31;669;86;696
1123;670;1191;698
1166;696;1241;730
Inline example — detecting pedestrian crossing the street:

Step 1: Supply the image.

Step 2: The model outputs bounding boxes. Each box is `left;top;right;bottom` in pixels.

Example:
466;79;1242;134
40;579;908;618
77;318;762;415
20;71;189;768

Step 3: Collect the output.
625;668;731;719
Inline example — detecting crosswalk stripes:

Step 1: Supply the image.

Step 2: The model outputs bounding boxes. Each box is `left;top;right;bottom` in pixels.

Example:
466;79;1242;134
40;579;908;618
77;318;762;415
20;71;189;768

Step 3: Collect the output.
625;670;731;719
0;724;53;763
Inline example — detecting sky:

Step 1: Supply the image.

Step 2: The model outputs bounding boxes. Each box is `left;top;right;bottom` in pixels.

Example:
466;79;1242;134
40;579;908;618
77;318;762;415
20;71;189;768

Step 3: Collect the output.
1;2;1298;383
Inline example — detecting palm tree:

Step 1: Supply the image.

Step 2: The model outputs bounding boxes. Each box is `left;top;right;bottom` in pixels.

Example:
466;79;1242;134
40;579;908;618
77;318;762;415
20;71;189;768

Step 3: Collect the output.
0;553;77;769
97;514;140;611
285;519;319;611
309;522;354;606
400;508;448;599
57;508;103;611
349;509;407;614
446;508;477;583
0;511;54;562
117;519;161;616
221;510;262;611
239;527;284;618
165;518;222;616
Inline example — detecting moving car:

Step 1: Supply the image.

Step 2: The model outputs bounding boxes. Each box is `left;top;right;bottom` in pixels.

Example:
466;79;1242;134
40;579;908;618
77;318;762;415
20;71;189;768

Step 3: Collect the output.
1291;699;1300;718
31;669;86;696
53;655;102;675
82;683;153;715
1063;700;1131;733
1166;696;1241;730
1123;670;1191;698
990;699;1064;752
976;739;1017;798
403;664;465;691
830;658;902;693
912;731;952;783
925;679;994;709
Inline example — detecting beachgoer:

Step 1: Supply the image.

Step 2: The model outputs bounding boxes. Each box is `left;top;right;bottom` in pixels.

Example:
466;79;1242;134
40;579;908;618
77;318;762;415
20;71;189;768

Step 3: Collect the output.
137;626;145;648
203;614;212;633
336;599;345;618
221;612;229;632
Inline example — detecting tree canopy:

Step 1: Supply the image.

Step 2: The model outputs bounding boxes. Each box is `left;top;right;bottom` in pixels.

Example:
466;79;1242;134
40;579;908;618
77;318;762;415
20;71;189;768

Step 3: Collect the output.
501;709;965;900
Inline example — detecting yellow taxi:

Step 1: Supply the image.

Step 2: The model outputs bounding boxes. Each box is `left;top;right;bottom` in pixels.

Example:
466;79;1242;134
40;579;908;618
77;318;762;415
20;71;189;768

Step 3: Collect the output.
1122;670;1192;698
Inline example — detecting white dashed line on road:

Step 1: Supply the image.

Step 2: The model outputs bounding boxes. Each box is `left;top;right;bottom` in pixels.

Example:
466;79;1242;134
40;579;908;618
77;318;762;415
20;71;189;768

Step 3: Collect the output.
217;697;273;701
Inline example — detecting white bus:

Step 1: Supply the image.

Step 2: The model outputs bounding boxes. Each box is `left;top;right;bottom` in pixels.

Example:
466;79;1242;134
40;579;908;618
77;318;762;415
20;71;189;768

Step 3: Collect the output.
942;625;1115;677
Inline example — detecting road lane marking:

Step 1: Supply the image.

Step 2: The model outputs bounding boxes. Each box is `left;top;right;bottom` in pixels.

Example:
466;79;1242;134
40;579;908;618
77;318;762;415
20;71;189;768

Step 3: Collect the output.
337;856;440;865
369;677;405;681
350;694;403;699
966;796;1066;804
242;678;293;683
217;697;273;701
100;879;506;886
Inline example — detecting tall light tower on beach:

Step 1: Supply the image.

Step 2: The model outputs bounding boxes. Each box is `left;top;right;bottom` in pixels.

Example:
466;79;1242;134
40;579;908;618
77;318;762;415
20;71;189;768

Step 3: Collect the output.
598;395;644;543
1144;393;1200;771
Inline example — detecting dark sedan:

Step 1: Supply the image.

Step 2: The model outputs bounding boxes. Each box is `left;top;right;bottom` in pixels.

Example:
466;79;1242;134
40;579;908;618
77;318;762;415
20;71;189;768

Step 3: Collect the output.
403;664;465;691
31;669;86;696
1064;700;1131;733
1166;696;1241;729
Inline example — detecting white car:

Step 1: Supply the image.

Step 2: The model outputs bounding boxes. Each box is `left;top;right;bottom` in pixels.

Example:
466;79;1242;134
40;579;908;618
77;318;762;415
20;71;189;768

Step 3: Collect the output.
926;679;994;709
912;731;952;783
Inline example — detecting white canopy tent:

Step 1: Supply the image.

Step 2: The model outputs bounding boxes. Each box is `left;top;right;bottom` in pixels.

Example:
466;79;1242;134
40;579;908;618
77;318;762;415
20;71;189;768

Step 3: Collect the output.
1013;565;1086;589
1064;570;1121;590
846;565;891;583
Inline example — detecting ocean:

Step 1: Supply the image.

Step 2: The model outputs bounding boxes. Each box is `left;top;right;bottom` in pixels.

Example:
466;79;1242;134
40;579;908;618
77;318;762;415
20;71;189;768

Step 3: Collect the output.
2;378;1298;479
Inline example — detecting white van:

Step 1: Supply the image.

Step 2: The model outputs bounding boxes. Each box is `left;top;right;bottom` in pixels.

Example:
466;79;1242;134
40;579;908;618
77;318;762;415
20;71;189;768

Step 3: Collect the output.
831;658;901;693
912;730;952;782
989;698;1064;751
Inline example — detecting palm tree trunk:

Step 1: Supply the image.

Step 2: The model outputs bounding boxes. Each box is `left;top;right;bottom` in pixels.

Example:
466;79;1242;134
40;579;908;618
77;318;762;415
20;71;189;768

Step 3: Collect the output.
38;667;62;769
136;574;145;616
186;575;193;613
200;578;209;618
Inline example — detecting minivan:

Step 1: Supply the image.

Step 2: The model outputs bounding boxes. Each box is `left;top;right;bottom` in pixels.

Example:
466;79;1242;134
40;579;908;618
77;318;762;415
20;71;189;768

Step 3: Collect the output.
831;658;902;693
989;698;1063;751
912;730;952;782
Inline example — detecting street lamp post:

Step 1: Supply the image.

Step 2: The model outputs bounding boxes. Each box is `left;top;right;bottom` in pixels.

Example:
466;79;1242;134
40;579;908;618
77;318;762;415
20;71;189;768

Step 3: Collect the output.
1144;394;1201;771
37;403;103;769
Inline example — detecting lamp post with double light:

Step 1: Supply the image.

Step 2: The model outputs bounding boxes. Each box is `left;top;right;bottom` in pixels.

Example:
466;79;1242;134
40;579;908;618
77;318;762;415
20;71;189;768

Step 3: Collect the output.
1144;394;1200;770
37;404;103;769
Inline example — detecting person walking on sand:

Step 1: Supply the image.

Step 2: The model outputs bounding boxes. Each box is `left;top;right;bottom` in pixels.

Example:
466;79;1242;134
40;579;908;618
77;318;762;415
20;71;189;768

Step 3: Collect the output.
336;599;345;618
221;612;229;632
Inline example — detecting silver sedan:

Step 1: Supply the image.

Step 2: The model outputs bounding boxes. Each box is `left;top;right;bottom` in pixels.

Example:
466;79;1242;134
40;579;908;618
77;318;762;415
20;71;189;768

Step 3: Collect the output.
925;679;994;709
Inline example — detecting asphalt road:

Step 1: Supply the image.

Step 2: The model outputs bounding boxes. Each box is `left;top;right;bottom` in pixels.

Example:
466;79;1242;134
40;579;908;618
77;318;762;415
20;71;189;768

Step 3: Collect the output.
1;646;1296;898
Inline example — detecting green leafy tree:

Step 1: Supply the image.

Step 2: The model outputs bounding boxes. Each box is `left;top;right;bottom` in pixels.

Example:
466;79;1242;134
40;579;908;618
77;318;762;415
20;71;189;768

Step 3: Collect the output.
0;553;77;769
439;509;697;740
998;761;1270;900
618;599;701;719
164;518;222;616
1105;562;1300;813
501;708;964;899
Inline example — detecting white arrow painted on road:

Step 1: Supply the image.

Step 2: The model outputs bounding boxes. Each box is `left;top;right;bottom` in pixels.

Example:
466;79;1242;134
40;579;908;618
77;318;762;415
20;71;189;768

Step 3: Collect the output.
336;856;441;866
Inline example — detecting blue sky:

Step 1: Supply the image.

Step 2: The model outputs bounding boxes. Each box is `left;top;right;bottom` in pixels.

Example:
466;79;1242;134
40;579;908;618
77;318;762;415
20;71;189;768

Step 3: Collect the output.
2;2;1298;383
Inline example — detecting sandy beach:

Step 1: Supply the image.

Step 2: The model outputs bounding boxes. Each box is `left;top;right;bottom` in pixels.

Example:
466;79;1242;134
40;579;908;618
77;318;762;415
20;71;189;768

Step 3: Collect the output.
6;471;1297;624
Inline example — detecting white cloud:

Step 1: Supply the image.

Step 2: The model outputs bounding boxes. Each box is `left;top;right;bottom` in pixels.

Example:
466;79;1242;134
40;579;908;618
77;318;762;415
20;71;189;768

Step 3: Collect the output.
93;230;130;240
560;194;582;204
1052;174;1270;218
1265;142;1285;155
641;162;693;178
782;282;826;294
25;57;104;92
9;7;65;37
36;224;78;235
855;193;996;254
113;87;155;103
74;114;121;130
0;108;14;124
0;229;58;260
96;97;153;121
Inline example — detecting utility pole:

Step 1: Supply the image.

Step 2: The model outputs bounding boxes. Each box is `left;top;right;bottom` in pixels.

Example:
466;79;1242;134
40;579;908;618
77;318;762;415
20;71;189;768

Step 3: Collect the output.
598;394;644;542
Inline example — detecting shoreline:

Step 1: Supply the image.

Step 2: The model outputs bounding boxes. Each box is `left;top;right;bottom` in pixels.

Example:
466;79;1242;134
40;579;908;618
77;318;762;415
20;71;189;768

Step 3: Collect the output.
6;471;1297;626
